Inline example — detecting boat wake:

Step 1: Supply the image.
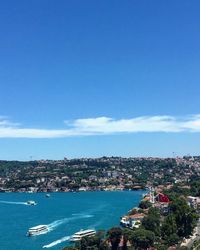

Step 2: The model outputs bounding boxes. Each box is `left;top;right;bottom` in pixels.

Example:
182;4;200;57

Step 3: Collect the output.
88;220;103;229
42;236;71;248
0;200;28;205
47;214;93;232
42;214;94;246
47;218;71;231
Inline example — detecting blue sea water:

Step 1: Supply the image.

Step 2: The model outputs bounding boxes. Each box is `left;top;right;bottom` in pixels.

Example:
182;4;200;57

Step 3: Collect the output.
0;191;144;250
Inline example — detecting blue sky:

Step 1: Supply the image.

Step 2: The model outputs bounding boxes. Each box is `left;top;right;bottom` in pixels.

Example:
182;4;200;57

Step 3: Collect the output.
0;0;200;160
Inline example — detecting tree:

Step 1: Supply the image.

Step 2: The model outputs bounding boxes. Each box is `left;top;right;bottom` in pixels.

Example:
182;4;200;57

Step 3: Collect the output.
123;228;135;241
96;230;106;240
142;208;161;236
80;237;88;250
161;214;177;240
129;208;139;215
130;229;155;249
79;235;103;250
138;200;152;209
62;247;78;250
170;198;198;238
107;227;122;250
166;233;179;245
99;241;110;250
190;180;200;196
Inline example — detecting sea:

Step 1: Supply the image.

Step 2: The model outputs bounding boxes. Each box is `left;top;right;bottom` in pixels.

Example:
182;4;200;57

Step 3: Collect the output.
0;191;144;250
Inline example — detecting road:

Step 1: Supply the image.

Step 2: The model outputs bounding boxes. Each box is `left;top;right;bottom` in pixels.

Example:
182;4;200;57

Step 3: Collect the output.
181;219;200;249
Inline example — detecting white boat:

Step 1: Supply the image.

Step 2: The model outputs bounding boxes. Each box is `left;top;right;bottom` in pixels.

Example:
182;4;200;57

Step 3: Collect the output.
26;200;37;205
46;194;50;198
70;229;96;242
27;225;48;236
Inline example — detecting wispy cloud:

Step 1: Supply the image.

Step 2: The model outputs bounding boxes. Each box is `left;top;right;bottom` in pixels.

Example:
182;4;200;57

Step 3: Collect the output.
0;115;200;138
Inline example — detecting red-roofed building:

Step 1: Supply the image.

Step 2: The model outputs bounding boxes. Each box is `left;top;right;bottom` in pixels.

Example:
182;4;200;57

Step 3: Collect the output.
156;193;170;203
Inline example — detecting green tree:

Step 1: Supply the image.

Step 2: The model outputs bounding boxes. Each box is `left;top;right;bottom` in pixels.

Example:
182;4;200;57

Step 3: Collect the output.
130;229;155;249
138;200;152;209
79;236;102;250
142;208;161;236
96;230;106;240
170;198;198;237
166;233;179;246
122;228;135;241
80;237;88;250
62;247;78;250
107;227;122;250
161;214;177;239
99;241;110;250
190;180;200;196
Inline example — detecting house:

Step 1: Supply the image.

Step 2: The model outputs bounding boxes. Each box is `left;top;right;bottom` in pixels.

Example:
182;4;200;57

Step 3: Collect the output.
187;196;199;209
128;213;145;228
154;202;170;215
155;193;170;203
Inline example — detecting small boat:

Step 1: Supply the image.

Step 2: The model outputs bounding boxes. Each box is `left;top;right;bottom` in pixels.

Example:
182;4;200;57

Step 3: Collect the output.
46;194;50;198
26;200;37;206
27;225;48;236
70;229;96;242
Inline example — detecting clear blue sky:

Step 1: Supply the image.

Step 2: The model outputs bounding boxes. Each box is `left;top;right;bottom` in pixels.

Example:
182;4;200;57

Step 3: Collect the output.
0;0;200;160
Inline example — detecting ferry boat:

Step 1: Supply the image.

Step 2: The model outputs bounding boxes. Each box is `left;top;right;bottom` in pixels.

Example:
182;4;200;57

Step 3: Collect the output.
27;225;48;236
70;229;96;242
26;200;37;205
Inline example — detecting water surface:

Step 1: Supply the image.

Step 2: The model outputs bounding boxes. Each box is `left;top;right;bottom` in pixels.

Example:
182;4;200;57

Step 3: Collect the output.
0;191;144;250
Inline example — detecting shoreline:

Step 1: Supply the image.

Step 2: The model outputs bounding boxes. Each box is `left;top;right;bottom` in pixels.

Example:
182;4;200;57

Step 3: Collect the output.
0;188;146;193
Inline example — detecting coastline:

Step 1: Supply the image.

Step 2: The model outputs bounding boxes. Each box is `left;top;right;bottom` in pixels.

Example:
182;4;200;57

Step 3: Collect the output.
0;187;146;193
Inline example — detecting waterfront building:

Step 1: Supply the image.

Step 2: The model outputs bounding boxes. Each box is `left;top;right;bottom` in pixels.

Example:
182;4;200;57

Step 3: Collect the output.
128;213;145;228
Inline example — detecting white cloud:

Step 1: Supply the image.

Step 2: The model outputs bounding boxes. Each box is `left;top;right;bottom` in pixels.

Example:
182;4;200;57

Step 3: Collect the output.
0;115;200;138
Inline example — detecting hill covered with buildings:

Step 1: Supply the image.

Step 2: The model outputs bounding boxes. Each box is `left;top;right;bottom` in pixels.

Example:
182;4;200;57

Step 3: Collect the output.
1;156;200;193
